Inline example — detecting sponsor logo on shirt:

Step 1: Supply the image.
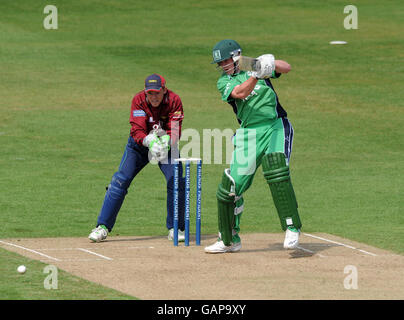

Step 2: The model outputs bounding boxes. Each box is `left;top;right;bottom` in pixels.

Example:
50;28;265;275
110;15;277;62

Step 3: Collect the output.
172;111;183;120
132;110;146;117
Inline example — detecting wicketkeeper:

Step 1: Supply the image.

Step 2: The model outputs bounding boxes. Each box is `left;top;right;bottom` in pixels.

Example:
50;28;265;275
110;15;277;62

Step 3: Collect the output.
205;40;302;253
89;74;187;242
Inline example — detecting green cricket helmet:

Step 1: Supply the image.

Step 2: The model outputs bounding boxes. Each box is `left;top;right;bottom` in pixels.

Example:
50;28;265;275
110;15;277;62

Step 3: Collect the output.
211;39;242;64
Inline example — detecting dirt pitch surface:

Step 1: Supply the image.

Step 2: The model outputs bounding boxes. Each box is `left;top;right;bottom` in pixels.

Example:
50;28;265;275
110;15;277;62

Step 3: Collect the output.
1;233;403;300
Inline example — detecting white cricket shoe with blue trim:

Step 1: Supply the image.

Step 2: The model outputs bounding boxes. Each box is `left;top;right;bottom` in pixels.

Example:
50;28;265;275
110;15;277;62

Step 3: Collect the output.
284;226;300;249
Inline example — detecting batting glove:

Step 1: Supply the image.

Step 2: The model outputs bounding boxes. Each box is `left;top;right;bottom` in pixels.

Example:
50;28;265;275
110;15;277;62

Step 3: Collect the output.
251;54;275;79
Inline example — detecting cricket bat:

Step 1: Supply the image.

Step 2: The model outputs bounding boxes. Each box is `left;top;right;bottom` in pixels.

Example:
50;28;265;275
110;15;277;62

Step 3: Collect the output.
238;56;261;72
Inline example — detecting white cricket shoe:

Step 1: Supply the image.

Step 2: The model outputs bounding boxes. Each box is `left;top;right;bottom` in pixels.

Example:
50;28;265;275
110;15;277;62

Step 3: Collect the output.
204;240;241;254
168;228;185;242
88;225;108;242
283;227;300;249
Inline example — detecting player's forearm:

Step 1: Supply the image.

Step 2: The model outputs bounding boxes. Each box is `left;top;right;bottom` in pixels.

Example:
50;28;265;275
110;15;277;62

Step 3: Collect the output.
231;76;258;100
130;120;148;145
275;60;291;73
130;129;147;145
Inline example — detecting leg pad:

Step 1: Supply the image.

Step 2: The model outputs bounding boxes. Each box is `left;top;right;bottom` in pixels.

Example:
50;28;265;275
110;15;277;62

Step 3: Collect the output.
216;170;236;246
262;152;302;231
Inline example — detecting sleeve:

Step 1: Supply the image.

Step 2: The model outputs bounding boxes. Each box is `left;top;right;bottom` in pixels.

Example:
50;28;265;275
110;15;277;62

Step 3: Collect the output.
271;70;282;79
166;95;184;146
217;76;240;102
129;97;149;145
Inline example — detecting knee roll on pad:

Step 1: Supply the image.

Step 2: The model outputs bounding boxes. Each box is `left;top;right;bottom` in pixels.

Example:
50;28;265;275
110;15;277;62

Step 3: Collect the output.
107;172;131;199
216;169;236;246
111;172;131;189
262;152;302;231
216;184;234;203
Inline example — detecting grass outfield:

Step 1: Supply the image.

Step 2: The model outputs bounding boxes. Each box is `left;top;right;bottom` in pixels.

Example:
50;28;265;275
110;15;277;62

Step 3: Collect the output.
0;0;403;299
0;247;135;299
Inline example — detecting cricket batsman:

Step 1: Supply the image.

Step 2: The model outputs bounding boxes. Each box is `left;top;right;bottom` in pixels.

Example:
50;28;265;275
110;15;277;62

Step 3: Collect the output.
88;74;187;242
205;40;302;253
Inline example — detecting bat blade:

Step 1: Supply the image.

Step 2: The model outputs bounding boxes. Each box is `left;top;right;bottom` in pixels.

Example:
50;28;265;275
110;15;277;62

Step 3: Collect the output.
238;56;261;72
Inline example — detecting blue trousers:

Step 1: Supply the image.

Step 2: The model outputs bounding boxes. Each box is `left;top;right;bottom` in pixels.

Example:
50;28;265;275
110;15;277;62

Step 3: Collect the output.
96;136;185;232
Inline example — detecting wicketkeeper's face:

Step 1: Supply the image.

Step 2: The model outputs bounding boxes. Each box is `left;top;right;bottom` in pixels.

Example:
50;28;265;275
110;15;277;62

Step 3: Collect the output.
146;88;167;107
218;58;238;75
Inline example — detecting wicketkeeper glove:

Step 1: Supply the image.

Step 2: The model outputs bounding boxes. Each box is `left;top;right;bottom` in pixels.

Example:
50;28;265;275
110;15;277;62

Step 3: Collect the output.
151;142;165;160
143;133;161;160
143;132;160;148
154;135;170;161
144;133;170;161
159;135;170;151
251;54;275;79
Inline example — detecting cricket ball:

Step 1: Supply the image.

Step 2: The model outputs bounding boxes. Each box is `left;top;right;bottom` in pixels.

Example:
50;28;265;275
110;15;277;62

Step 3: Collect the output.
17;265;26;274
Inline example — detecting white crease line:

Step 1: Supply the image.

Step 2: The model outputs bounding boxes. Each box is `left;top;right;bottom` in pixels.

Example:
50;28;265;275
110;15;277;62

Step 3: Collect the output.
33;248;76;251
61;258;109;262
34;246;155;251
35;246;155;251
357;249;378;256
0;240;61;261
303;233;377;257
296;245;326;258
77;248;113;260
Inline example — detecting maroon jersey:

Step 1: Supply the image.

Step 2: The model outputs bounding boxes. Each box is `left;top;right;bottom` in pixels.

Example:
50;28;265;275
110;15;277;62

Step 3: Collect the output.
129;89;184;146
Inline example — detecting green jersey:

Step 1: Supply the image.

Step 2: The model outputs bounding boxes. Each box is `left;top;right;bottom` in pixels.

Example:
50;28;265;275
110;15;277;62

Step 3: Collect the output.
217;71;286;128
